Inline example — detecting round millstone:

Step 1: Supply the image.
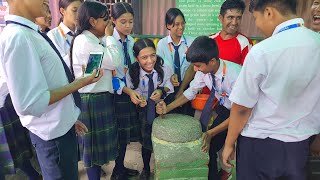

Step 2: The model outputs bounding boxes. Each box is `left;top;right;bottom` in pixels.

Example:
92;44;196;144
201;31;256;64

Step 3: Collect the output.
152;114;202;143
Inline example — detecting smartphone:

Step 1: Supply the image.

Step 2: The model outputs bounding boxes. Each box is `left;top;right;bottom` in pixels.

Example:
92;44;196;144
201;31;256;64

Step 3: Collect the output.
84;52;104;77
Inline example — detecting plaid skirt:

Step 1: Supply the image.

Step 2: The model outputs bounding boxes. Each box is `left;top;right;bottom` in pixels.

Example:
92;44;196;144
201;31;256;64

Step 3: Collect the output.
0;95;33;174
114;94;141;145
137;107;155;151
78;92;118;168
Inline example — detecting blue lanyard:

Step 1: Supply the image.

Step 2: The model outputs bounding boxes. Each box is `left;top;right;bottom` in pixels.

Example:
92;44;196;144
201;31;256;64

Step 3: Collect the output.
277;23;304;34
211;62;228;105
168;35;188;69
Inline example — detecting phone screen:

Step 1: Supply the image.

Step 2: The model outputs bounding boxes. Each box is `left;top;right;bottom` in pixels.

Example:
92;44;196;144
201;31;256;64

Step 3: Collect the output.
85;53;104;77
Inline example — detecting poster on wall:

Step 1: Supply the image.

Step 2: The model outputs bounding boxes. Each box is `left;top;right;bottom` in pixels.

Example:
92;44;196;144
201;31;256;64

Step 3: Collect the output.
176;0;224;37
0;0;9;27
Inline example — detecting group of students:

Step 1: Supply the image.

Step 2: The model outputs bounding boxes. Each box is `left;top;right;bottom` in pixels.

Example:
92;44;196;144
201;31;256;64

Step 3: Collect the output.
0;0;320;180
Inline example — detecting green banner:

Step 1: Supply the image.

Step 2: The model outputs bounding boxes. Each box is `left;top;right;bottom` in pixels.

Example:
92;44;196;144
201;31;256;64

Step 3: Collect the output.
176;0;225;37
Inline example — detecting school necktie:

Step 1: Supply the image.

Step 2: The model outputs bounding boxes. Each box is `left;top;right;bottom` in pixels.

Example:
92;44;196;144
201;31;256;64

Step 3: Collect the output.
146;73;155;124
172;43;181;82
199;74;216;132
5;20;82;110
122;41;131;68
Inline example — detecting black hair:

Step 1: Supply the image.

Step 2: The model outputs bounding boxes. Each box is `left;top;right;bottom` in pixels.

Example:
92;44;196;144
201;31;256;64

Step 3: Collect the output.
58;0;83;23
69;1;108;76
249;0;297;15
186;36;219;64
111;2;134;19
165;8;185;30
129;38;164;90
220;0;246;16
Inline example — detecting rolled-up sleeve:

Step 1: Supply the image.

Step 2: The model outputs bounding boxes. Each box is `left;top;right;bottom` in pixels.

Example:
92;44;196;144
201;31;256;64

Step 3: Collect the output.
229;51;266;108
2;34;50;117
183;71;206;100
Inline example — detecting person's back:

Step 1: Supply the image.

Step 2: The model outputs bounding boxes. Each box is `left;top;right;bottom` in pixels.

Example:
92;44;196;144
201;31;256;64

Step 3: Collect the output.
240;21;320;141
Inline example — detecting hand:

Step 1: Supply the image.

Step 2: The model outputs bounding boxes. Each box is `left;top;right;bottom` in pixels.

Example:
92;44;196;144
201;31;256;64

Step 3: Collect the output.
104;20;114;36
222;144;236;168
128;90;142;105
174;90;183;100
156;100;167;115
79;69;103;86
75;120;88;136
139;97;147;108
201;132;212;153
170;74;180;87
150;89;162;101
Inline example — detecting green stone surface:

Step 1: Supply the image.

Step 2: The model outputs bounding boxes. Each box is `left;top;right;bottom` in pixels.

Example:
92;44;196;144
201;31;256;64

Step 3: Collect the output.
152;114;202;143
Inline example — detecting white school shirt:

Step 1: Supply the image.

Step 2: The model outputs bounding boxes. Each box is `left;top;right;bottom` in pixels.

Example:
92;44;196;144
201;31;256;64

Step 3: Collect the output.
112;28;135;94
47;22;74;69
0;15;80;140
72;30;120;93
229;18;320;142
0;74;8;108
156;35;194;80
183;59;241;110
124;64;174;98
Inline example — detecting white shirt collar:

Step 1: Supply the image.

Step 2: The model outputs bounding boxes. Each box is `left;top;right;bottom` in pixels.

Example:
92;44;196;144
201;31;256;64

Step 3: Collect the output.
272;18;304;36
213;59;224;80
59;22;74;35
5;15;39;31
167;34;185;46
113;28;130;43
140;68;157;78
82;30;101;45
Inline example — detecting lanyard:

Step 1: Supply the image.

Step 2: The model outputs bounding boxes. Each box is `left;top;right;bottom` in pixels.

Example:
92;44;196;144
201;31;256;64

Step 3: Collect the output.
212;61;228;105
277;23;304;34
112;37;130;78
168;35;188;69
58;26;71;46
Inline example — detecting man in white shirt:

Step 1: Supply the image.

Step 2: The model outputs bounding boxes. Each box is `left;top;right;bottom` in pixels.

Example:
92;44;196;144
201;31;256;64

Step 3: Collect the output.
0;0;103;179
222;0;320;179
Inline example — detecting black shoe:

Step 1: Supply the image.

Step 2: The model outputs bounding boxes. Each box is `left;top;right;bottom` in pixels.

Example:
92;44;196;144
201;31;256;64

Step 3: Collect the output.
124;167;139;176
110;171;128;180
139;169;150;180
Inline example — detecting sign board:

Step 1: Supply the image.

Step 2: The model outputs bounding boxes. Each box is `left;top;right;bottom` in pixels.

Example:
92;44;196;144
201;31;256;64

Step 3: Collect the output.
176;0;224;37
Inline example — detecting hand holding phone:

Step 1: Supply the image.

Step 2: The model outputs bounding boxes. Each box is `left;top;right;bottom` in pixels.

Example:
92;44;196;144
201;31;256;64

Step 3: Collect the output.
84;52;104;77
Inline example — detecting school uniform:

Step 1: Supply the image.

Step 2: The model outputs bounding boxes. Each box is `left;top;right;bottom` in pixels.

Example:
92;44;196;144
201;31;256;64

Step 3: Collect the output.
1;15;81;180
125;63;174;151
157;35;195;115
72;30;121;168
183;59;241;180
113;29;141;145
0;80;34;175
229;18;320;180
47;22;74;69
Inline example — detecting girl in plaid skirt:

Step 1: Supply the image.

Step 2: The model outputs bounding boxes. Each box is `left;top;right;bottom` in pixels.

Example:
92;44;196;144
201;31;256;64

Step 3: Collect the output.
123;38;174;180
70;1;121;179
110;2;141;180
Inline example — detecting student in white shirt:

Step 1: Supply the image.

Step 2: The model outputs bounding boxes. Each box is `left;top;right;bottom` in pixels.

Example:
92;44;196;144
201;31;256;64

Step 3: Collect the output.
35;3;52;34
222;1;320;179
110;2;140;180
156;8;195;116
0;0;102;179
125;38;173;180
47;0;83;69
156;36;241;180
71;1;121;180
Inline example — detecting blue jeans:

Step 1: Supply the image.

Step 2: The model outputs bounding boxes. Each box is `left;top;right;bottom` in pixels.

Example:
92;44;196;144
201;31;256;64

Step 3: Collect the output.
29;127;78;180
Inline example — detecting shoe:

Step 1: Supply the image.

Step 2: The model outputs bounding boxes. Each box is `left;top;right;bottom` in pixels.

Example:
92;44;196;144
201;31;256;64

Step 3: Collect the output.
139;169;150;180
220;169;232;180
110;171;128;180
124;167;139;176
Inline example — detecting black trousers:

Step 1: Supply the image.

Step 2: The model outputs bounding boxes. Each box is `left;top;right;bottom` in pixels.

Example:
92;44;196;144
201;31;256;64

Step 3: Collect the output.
208;105;230;180
237;135;310;180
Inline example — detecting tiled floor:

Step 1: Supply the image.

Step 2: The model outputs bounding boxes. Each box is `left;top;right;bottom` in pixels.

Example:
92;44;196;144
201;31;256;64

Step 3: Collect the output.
5;142;154;180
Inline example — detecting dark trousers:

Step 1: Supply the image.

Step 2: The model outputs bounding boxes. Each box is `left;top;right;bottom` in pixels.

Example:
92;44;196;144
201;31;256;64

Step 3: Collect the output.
237;135;310;180
164;88;195;117
208;105;230;180
29;127;78;180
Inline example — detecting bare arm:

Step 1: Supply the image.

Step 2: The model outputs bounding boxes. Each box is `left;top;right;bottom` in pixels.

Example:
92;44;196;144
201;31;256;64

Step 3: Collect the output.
176;64;196;98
